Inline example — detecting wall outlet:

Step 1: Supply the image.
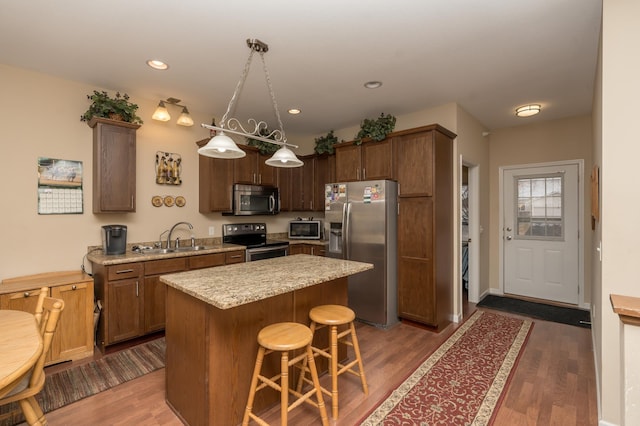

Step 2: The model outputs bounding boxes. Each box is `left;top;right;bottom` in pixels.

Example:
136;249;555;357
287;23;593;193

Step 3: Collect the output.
208;226;215;236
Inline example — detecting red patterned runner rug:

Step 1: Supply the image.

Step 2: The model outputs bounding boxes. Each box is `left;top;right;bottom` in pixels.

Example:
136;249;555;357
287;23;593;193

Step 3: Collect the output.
360;310;533;425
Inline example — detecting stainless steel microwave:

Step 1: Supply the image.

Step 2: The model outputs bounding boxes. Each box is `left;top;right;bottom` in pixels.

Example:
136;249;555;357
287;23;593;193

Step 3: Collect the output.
231;184;280;216
288;220;323;239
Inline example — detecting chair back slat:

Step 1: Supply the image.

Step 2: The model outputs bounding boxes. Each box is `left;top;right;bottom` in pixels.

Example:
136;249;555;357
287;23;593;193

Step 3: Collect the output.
29;297;64;387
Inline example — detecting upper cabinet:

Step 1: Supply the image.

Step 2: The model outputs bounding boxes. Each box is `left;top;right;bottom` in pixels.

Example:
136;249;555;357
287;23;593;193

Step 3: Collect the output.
197;139;234;213
287;154;335;212
234;146;277;186
334;139;393;182
89;117;139;213
394;125;456;197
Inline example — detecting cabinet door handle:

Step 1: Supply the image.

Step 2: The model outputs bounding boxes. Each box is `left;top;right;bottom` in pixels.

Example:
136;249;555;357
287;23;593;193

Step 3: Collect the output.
136;281;139;297
116;269;134;274
363;168;366;180
72;285;77;290
356;168;360;180
24;292;30;298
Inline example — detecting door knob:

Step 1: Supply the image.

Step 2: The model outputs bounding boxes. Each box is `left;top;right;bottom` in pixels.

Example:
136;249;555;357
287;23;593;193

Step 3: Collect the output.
506;227;512;232
506;235;513;240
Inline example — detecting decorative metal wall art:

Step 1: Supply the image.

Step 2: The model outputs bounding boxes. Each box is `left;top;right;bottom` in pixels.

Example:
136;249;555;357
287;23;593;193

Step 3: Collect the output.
155;151;182;185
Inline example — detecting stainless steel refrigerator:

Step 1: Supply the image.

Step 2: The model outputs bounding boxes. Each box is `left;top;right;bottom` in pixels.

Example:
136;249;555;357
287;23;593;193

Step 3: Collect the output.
324;179;398;327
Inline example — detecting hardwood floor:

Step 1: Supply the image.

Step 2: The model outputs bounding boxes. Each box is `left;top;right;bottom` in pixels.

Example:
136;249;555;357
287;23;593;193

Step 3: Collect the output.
41;303;597;425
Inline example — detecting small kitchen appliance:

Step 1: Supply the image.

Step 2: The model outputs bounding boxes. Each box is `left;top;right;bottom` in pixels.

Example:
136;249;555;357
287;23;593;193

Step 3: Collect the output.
102;224;127;255
223;222;289;262
288;219;323;240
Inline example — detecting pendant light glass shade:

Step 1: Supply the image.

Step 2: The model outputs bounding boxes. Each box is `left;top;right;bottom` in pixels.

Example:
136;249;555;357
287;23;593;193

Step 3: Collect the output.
176;107;194;126
152;101;171;121
265;145;303;168
197;132;246;159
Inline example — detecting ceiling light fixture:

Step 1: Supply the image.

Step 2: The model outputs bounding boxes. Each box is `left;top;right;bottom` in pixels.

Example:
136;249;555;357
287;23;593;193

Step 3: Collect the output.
364;81;383;89
147;59;169;70
152;97;194;126
288;108;301;115
515;104;541;117
198;38;301;167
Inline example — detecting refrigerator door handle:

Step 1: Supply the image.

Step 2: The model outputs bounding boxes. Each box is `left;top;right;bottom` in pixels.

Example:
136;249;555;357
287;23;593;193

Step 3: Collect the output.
344;202;352;259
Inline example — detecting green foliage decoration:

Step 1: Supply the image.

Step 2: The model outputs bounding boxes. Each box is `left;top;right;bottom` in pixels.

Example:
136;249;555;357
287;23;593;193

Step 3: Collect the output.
314;130;339;155
246;128;280;155
355;113;396;145
80;90;143;125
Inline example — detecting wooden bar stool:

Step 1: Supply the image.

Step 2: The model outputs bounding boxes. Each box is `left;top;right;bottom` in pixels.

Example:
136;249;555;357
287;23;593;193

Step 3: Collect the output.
243;322;328;426
298;304;368;419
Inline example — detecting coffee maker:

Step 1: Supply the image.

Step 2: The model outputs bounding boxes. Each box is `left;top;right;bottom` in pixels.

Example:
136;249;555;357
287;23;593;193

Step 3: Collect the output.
102;225;127;255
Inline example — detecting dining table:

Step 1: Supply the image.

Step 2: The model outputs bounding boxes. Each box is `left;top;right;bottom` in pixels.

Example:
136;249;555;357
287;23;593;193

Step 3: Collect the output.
0;310;43;398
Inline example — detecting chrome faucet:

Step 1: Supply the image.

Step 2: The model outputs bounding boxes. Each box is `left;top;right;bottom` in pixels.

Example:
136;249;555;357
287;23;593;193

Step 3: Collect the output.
167;222;193;249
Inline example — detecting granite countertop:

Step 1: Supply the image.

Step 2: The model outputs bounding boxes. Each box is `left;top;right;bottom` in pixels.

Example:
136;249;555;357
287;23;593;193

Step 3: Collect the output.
86;244;245;266
160;254;373;310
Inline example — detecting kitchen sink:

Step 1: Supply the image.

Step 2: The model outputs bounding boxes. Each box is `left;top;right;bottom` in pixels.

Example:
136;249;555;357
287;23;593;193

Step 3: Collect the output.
175;246;210;252
141;248;175;254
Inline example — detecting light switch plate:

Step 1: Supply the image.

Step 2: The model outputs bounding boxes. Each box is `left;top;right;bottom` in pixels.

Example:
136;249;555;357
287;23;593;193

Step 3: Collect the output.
208;226;215;236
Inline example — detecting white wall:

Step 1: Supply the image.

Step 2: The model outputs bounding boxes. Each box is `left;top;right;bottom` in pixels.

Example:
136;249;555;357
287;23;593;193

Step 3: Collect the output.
0;64;303;280
599;0;640;423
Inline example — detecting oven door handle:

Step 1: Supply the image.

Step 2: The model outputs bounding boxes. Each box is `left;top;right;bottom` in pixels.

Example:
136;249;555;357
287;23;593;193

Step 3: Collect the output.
246;245;289;255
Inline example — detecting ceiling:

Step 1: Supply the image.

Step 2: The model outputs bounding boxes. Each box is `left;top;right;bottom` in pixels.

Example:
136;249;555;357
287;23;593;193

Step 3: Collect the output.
0;1;602;139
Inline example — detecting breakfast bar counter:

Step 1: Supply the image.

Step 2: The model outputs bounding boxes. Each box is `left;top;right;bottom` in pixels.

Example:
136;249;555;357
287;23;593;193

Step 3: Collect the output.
160;254;372;426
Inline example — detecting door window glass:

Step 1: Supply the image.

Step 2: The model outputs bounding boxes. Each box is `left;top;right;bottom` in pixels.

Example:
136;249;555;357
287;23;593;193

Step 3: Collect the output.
515;174;563;239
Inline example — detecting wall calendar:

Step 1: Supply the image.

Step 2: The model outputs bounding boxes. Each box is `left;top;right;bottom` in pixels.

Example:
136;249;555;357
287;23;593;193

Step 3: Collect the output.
37;157;83;214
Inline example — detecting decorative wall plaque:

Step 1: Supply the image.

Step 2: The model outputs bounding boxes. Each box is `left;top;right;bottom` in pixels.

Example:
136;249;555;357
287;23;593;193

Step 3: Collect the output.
155;151;182;185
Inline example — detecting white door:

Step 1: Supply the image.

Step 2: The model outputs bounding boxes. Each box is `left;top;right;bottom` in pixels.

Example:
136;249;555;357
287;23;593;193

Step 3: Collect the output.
503;163;579;304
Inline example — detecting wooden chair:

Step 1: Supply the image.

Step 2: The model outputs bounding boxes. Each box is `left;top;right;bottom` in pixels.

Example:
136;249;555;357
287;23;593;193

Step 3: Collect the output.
297;304;368;419
0;296;64;426
242;322;329;426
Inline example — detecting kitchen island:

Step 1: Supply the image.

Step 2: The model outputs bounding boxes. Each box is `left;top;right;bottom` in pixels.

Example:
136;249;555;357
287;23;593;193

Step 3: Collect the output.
160;254;372;426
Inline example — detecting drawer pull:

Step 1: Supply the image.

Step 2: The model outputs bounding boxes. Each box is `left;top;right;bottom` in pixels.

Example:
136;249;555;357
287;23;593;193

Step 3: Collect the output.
229;254;242;258
72;285;77;290
116;269;135;274
24;292;30;298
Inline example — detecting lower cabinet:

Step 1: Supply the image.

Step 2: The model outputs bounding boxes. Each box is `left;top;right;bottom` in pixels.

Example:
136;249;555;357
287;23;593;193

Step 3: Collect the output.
0;271;95;365
92;250;245;352
289;243;326;256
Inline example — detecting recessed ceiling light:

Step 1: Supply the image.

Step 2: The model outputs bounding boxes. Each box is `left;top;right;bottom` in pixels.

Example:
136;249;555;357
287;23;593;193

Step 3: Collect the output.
515;104;541;117
147;59;169;70
288;108;301;115
364;81;383;89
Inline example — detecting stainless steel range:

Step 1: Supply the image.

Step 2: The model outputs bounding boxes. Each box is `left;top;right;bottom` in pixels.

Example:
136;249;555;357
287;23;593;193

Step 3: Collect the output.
223;223;289;262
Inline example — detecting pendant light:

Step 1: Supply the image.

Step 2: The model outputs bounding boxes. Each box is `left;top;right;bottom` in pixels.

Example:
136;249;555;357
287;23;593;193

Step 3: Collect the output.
265;145;304;167
198;38;302;167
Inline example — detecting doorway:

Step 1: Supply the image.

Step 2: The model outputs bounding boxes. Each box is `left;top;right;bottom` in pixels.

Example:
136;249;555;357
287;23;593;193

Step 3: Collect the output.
461;161;480;305
500;161;582;305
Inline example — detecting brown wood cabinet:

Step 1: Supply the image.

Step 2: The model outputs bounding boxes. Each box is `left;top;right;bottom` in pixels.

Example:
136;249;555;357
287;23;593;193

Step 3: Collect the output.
289;244;326;256
89;117;139;213
0;271;95;365
313;154;335;211
234;146;277;186
290;155;315;211
284;154;334;212
334;138;393;182
395;125;456;327
143;258;187;334
92;250;246;352
197;138;234;213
